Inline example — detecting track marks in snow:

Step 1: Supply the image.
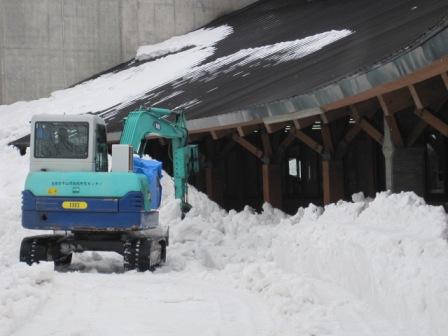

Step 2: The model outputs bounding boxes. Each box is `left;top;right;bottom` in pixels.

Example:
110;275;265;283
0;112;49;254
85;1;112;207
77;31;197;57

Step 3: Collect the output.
10;271;278;336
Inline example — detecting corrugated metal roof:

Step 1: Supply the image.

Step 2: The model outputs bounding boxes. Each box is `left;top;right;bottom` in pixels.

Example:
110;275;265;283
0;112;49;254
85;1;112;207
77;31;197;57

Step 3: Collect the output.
98;0;448;133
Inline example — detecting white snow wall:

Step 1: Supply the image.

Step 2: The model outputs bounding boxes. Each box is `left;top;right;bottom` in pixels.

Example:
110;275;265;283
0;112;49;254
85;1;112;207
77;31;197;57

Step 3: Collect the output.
0;0;255;105
272;195;448;335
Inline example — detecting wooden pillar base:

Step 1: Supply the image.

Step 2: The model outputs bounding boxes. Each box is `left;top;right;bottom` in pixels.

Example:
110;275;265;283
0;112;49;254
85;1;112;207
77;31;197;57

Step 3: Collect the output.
205;166;224;205
262;164;282;209
322;160;344;204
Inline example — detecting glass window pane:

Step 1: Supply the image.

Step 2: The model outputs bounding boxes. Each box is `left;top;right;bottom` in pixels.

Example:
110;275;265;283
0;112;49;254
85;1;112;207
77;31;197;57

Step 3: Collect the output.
288;158;298;177
34;122;89;159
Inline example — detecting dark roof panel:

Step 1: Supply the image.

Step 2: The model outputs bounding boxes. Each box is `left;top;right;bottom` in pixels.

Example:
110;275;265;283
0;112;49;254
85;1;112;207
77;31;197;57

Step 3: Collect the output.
97;0;448;133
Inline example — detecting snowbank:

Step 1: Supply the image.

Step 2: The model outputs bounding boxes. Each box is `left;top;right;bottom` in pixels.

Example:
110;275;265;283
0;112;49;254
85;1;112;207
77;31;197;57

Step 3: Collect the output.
155;169;448;335
0;143;447;335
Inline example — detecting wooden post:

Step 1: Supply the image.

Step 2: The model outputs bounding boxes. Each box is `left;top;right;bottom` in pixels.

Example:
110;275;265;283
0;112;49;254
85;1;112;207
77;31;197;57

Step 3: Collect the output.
262;164;282;208
322;160;344;204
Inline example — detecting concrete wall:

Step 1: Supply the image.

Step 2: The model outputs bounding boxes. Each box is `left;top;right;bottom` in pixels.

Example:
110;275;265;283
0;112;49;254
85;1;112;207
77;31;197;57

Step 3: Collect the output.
0;0;255;105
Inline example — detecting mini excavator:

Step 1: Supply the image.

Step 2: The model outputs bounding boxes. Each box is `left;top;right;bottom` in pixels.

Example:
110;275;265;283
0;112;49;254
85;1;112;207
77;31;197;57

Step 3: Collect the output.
19;107;199;271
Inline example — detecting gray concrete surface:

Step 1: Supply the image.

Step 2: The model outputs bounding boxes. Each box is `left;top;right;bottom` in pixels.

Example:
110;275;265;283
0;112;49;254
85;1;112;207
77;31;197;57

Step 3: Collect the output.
0;0;255;105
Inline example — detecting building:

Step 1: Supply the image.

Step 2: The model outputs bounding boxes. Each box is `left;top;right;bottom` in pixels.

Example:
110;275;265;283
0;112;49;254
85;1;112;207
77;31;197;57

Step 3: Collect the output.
10;0;448;214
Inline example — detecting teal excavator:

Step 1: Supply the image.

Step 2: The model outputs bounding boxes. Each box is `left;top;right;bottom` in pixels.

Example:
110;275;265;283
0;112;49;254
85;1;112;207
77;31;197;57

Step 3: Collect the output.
20;107;199;271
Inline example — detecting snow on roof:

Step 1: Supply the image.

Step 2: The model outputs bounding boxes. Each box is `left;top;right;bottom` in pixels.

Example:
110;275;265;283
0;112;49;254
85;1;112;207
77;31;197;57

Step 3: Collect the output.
0;25;232;143
136;25;233;61
5;0;448;147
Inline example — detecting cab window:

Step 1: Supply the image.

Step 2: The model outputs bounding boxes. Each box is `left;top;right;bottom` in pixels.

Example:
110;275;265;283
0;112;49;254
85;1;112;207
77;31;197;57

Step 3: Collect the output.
34;122;89;159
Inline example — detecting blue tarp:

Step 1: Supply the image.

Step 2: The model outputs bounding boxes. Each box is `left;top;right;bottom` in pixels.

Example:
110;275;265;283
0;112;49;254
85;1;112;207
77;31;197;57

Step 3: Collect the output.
133;157;163;209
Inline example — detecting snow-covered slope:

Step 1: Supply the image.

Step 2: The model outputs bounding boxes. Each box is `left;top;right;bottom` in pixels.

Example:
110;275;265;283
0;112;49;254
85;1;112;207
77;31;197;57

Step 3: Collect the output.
0;144;447;335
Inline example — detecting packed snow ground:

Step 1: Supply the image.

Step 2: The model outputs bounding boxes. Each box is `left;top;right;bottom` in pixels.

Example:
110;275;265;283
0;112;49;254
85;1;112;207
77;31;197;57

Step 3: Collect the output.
1;23;448;336
1;142;448;335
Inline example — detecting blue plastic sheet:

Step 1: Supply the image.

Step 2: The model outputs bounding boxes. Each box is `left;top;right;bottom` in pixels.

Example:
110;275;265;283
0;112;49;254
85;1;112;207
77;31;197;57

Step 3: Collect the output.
133;157;163;209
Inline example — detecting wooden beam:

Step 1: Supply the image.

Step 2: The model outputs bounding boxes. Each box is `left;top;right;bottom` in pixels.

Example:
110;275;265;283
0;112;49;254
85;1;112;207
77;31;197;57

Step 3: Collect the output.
408;84;424;109
292;129;323;154
335;107;379;159
237;124;260;137
335;124;362;159
414;108;448;137
406;119;427;147
232;133;264;160
261;132;272;157
351;105;384;145
441;72;448;90
358;119;384;145
211;129;234;140
321;123;334;153
275;132;296;162
279;132;296;150
322;56;448;112
377;89;413;115
378;96;404;146
265;122;289;134
293;115;319;130
342;123;362;145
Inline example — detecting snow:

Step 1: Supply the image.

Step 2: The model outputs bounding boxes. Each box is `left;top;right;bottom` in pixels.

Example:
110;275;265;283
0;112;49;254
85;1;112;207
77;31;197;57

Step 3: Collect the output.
181;29;353;82
136;26;233;61
0;23;447;336
0;143;447;335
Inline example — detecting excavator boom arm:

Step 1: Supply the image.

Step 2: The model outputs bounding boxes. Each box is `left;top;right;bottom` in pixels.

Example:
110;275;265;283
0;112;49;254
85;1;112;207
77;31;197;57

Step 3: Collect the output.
120;107;199;218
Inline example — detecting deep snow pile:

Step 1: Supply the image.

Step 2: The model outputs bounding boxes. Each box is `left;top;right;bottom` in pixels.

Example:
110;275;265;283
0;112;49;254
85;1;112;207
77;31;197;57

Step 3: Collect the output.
1;144;448;335
161;179;448;335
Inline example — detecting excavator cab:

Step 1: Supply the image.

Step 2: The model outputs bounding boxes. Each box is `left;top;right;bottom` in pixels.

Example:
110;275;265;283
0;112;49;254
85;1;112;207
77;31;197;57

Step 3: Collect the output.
30;114;108;172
